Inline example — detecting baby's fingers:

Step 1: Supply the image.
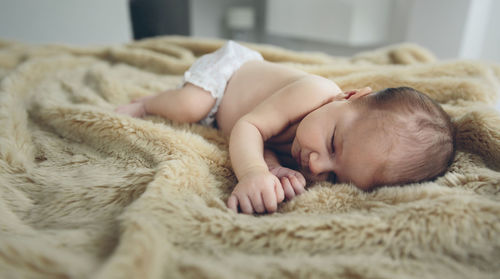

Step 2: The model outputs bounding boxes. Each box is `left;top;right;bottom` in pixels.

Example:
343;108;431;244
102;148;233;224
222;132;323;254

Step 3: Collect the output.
293;172;306;187
275;181;285;203
227;195;238;213
281;177;296;200
227;194;254;214
262;186;278;213
250;193;265;214
289;175;306;195
238;195;254;214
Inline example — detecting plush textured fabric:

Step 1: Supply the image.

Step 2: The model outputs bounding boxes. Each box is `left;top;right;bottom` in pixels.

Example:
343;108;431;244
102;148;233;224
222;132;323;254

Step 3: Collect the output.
1;36;499;279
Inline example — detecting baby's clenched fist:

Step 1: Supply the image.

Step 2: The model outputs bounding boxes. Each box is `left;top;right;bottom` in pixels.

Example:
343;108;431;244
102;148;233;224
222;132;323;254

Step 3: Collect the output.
227;171;284;214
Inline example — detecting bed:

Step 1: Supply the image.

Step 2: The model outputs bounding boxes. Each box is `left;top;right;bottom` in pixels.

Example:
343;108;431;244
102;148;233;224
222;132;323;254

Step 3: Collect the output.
0;36;499;278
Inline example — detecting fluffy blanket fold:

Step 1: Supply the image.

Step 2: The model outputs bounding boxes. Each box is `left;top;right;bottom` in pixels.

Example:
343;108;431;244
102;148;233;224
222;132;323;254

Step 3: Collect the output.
1;36;499;279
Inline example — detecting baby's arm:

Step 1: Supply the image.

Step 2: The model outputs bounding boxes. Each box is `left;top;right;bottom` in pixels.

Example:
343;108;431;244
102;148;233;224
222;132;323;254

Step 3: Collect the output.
227;120;284;214
227;75;341;214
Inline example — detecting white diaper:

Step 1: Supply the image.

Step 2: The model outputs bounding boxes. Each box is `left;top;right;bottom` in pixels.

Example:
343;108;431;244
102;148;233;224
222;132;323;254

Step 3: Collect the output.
182;40;264;126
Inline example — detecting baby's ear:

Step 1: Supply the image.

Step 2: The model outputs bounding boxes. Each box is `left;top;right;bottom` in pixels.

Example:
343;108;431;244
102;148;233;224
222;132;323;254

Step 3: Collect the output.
346;87;373;101
330;87;373;102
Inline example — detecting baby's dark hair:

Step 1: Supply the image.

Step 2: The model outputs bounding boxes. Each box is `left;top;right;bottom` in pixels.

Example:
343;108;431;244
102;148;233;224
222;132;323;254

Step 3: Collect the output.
352;87;456;187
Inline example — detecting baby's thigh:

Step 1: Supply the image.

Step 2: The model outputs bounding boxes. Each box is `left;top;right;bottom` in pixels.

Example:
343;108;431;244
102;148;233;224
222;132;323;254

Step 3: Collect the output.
180;83;216;108
174;83;216;119
144;83;215;122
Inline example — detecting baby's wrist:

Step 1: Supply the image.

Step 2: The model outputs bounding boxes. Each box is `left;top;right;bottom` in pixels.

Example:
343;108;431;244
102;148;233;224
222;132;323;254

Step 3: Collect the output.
237;165;270;180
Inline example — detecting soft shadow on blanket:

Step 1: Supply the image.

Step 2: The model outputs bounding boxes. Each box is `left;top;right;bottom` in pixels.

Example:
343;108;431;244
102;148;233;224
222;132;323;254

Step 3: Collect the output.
0;36;499;279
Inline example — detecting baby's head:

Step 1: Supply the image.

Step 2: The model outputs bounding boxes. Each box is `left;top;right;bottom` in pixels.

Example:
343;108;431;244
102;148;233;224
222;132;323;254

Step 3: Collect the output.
349;86;456;188
292;86;455;190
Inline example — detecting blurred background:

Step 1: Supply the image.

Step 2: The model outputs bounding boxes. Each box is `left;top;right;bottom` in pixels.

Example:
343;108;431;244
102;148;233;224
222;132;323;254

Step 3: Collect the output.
1;0;499;111
0;0;499;63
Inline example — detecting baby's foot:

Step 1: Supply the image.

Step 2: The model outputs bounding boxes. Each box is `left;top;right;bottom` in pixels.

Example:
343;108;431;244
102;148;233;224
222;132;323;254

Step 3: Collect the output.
115;102;146;118
131;95;155;104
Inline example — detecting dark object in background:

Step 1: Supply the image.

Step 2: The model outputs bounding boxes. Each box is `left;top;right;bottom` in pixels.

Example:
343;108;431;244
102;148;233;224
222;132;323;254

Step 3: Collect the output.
129;0;190;40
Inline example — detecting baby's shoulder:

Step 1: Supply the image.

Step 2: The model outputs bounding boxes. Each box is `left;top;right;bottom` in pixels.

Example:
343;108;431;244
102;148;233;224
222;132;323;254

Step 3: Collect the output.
299;75;342;96
274;74;342;106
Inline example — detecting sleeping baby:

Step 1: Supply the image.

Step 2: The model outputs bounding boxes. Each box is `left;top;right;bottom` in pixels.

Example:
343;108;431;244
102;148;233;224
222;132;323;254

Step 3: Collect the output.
116;41;455;214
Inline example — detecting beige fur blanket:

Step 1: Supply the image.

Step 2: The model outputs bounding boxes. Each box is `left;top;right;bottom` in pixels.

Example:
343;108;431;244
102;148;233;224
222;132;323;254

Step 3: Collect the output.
1;36;500;279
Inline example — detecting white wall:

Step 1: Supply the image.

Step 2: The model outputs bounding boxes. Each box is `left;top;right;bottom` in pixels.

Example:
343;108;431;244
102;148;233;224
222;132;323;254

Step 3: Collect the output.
189;0;500;110
190;0;500;64
0;0;132;45
405;0;498;62
266;0;395;47
480;0;500;63
190;0;229;38
405;0;470;59
1;0;498;64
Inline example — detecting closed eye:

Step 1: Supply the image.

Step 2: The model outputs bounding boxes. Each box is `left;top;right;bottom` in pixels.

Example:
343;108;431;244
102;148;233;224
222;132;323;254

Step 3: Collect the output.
331;128;336;154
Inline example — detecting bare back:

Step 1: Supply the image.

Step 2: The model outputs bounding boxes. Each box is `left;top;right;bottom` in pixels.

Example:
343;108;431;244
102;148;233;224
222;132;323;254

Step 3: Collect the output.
216;61;307;137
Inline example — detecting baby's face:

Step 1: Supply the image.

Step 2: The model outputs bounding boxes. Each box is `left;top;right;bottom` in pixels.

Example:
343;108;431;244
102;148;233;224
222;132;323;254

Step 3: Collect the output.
292;99;388;190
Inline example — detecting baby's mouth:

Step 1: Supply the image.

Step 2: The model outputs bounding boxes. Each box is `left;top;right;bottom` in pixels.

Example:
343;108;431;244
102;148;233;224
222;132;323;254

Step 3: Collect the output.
302;170;330;183
301;153;310;170
293;151;301;167
299;163;336;183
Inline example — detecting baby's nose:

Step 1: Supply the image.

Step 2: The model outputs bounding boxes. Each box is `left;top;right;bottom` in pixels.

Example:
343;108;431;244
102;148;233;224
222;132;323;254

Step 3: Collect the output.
308;152;333;175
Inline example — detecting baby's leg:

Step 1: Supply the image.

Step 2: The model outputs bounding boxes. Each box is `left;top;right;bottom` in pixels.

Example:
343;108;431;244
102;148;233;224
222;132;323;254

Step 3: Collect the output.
116;83;216;123
131;95;154;104
115;101;147;118
115;95;155;117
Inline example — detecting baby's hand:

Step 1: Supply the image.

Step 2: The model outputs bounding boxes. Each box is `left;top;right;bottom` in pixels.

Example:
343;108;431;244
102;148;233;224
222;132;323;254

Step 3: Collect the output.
269;166;306;200
227;171;284;214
